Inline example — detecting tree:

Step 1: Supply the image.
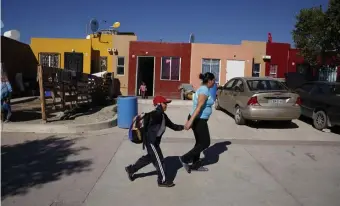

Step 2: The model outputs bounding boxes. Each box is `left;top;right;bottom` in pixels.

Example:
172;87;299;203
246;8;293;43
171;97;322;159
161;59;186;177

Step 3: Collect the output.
325;0;340;59
292;6;327;66
292;1;340;66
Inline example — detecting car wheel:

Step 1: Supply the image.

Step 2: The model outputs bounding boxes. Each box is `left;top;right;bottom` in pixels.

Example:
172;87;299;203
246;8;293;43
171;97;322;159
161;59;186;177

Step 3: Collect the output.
234;106;246;125
313;110;328;130
215;98;221;110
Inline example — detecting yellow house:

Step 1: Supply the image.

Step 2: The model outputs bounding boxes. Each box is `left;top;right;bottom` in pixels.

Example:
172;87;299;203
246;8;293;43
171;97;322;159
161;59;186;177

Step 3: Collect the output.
30;38;92;74
30;31;137;95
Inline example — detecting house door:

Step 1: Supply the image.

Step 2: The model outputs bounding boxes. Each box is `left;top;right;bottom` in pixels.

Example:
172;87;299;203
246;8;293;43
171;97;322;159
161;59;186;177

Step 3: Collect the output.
136;56;155;97
226;60;245;82
64;52;84;73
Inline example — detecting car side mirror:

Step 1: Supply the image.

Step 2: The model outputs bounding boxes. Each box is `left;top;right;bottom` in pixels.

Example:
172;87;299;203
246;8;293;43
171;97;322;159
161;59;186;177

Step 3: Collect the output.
217;86;223;90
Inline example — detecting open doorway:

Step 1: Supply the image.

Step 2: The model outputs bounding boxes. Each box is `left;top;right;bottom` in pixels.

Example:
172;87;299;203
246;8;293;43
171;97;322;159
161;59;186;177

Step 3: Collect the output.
136;56;155;97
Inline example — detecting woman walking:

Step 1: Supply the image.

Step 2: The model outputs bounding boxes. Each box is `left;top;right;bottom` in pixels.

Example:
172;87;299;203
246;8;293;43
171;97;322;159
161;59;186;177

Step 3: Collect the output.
179;72;215;173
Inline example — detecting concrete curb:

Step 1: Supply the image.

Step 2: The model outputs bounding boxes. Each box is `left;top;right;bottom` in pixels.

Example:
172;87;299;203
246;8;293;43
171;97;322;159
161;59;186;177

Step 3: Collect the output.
1;114;117;134
138;99;193;106
11;96;39;105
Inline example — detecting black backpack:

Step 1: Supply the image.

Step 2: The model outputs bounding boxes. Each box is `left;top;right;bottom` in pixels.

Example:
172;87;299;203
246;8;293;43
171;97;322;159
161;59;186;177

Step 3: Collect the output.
128;112;151;144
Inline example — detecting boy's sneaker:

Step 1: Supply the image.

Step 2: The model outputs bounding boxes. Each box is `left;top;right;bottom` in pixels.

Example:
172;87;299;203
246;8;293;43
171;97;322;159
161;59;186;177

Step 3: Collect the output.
158;181;175;188
125;166;134;181
179;157;191;173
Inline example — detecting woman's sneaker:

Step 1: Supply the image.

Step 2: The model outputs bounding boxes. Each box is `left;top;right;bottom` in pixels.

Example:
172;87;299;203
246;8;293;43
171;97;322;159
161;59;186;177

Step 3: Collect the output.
158;181;175;187
179;157;191;173
191;161;209;172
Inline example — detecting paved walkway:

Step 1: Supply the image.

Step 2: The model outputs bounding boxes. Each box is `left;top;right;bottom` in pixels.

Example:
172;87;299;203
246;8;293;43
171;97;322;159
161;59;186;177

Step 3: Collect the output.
2;131;340;206
134;104;340;142
84;140;340;206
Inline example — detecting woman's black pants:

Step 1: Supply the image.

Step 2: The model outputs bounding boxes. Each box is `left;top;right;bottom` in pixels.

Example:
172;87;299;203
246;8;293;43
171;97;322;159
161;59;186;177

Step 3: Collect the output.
181;115;211;164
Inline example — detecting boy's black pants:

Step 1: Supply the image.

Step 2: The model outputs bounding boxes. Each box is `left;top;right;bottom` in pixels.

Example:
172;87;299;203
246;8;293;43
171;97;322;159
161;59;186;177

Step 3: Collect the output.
130;141;166;183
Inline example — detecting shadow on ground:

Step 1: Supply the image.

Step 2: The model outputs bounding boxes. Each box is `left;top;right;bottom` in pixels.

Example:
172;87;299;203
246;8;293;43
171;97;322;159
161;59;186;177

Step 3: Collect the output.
1;136;93;199
219;108;299;129
10;98;116;122
10;110;58;122
132;141;231;183
299;116;340;135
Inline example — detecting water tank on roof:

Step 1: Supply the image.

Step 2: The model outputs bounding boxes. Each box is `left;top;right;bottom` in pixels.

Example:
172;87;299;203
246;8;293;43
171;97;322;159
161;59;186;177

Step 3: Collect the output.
86;35;91;39
4;30;20;41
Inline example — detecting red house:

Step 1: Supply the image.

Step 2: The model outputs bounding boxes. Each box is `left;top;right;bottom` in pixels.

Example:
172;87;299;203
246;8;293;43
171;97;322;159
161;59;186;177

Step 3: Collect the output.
128;42;191;98
265;42;305;78
265;42;339;81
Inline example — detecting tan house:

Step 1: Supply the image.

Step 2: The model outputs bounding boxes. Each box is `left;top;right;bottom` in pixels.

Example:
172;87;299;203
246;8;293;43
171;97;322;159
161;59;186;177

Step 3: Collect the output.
241;40;267;77
91;31;137;95
190;43;253;89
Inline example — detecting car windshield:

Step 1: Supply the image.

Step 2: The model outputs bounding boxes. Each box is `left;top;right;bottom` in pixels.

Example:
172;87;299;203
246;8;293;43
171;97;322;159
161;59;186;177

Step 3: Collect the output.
247;80;287;91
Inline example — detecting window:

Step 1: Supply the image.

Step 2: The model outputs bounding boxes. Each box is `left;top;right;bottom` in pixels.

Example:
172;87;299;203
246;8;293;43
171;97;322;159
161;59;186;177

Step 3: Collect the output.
296;64;306;74
202;58;220;84
117;56;125;75
313;84;339;95
247;80;286;91
252;63;260;77
234;79;244;91
299;83;315;93
269;65;278;78
100;56;107;72
39;53;60;68
161;57;180;80
224;79;237;90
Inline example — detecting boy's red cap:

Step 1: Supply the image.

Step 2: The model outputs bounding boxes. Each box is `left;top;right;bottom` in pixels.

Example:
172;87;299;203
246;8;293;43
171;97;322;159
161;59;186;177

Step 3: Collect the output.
153;96;172;106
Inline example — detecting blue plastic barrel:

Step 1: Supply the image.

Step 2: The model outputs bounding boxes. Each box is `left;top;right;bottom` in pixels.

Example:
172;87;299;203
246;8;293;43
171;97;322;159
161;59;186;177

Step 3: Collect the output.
210;83;217;101
117;96;138;129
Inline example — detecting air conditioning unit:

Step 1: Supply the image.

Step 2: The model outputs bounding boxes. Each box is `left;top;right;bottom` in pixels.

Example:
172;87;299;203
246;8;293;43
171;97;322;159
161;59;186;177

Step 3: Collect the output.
107;48;112;52
113;48;118;52
262;55;271;60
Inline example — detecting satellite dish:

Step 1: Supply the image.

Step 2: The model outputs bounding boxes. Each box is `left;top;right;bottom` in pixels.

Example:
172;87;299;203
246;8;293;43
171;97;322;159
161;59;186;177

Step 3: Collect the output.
111;22;120;29
90;18;99;33
189;33;195;43
4;30;20;41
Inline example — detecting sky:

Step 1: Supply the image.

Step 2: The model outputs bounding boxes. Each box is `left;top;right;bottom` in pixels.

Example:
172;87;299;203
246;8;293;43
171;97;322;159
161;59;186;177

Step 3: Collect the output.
1;0;328;45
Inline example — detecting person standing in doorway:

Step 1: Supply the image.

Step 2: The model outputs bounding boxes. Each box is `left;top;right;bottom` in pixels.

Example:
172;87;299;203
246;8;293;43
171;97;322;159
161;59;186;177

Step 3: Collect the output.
179;72;216;173
139;82;147;99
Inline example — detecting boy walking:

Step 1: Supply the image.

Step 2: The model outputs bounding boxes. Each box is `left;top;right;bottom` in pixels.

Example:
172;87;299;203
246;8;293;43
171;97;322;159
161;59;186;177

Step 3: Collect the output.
125;96;184;187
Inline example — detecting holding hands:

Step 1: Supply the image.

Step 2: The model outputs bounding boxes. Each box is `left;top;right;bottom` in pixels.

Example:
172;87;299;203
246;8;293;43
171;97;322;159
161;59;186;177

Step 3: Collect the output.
184;120;193;130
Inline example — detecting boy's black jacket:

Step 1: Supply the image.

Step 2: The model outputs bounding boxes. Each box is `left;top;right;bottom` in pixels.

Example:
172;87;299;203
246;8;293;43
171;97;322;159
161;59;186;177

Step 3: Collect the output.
145;106;184;145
